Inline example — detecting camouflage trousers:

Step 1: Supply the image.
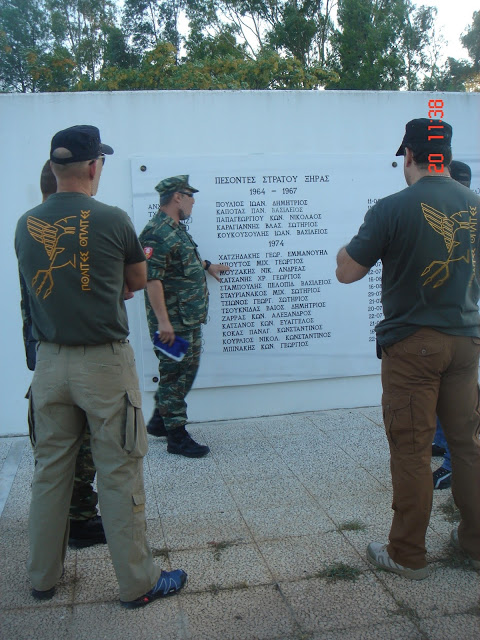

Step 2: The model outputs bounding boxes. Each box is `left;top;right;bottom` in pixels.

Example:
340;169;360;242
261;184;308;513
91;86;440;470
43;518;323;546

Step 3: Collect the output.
69;429;98;521
154;325;202;430
27;388;97;521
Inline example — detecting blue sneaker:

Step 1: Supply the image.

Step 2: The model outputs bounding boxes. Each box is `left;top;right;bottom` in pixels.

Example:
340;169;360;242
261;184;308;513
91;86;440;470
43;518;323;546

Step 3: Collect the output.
121;569;187;609
433;466;452;490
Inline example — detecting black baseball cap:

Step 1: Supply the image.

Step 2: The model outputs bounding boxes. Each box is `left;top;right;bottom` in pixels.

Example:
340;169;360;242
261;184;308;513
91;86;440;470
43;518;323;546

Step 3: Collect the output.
395;118;452;156
449;160;471;187
50;125;114;164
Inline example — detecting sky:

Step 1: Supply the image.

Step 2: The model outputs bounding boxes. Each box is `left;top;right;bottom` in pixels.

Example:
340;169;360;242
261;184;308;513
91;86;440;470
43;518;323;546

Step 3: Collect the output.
415;0;477;62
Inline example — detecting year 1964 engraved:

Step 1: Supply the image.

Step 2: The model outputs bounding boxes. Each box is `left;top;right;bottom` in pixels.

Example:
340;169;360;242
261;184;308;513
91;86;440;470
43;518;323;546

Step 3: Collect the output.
427;99;445;174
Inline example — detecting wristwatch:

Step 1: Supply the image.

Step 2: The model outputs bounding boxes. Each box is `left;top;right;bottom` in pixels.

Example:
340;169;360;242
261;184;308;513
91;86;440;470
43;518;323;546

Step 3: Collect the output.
204;260;212;271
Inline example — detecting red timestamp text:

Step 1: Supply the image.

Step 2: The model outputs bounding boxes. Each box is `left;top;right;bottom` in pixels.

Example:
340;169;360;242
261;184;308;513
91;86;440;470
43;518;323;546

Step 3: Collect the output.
427;99;445;174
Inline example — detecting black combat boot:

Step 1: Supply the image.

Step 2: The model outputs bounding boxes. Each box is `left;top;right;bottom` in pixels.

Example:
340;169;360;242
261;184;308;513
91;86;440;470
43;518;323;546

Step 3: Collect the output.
68;515;107;548
167;426;210;458
146;408;168;437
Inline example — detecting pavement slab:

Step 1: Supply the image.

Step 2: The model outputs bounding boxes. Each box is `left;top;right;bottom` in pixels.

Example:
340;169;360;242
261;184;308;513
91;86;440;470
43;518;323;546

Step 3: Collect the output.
1;406;479;640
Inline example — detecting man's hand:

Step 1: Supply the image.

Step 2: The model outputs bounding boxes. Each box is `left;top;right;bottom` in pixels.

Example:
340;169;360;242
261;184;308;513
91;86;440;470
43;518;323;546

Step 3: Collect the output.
123;284;134;300
157;318;175;346
207;263;230;282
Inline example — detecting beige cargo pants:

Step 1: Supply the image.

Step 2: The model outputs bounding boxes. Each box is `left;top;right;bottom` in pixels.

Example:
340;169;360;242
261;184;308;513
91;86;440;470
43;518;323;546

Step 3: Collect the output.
28;341;161;602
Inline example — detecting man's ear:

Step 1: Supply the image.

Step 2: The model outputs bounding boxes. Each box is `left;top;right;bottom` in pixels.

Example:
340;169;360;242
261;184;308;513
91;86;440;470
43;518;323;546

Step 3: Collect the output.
88;159;98;180
404;147;414;167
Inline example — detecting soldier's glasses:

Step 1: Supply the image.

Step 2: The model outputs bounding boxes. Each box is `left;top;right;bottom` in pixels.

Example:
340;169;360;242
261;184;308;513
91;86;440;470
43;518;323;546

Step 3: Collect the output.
178;191;193;197
89;155;106;166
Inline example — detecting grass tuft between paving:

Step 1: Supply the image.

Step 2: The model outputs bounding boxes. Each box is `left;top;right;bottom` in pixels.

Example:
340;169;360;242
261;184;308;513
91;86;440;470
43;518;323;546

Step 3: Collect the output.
336;519;367;532
312;562;362;582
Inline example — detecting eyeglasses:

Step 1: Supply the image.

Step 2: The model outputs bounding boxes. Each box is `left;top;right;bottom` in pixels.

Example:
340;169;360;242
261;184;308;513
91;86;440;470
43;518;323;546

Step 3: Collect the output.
89;155;106;166
178;191;193;197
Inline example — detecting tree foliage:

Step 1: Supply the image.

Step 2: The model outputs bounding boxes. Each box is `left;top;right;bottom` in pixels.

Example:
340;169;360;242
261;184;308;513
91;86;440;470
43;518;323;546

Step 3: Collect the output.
423;10;480;92
0;0;478;92
328;0;438;90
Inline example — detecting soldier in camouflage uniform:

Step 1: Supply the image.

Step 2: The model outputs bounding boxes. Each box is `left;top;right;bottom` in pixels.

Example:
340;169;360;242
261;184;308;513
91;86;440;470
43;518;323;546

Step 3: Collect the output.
139;175;229;457
20;160;105;548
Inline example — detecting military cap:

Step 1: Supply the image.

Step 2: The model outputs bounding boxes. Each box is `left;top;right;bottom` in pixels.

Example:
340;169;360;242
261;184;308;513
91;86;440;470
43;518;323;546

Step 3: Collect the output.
395;118;452;157
449;160;471;187
155;175;199;197
50;125;114;164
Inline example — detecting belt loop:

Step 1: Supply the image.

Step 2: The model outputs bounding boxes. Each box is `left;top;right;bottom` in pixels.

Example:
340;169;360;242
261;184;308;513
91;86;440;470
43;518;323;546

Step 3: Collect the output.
111;342;119;355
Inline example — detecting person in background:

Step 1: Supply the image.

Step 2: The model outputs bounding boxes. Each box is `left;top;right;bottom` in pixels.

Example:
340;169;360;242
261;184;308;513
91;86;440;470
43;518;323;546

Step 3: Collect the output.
432;159;474;490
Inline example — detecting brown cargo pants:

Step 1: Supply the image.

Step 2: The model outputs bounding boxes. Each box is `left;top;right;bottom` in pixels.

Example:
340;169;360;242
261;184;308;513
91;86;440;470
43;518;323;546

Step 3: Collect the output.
382;327;480;569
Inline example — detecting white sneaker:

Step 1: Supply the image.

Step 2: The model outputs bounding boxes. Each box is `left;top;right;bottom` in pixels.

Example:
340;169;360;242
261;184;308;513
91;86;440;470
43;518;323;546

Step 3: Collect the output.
450;529;480;569
366;542;432;580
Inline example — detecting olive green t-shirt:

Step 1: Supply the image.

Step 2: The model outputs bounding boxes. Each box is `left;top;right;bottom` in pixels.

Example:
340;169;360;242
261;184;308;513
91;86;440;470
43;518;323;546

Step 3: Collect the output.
15;192;145;345
346;176;480;346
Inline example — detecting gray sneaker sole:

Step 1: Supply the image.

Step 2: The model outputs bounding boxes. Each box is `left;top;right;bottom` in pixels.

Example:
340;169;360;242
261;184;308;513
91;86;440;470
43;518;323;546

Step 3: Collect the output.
366;546;432;580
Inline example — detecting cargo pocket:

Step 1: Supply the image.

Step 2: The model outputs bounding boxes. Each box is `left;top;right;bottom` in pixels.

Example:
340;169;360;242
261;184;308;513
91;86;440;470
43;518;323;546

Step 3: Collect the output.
132;492;146;514
383;393;414;453
25;386;36;448
123;390;148;457
132;492;147;542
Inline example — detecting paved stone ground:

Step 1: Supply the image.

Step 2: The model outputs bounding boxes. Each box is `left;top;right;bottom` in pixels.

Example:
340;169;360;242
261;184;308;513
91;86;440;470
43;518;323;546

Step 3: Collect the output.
1;406;479;640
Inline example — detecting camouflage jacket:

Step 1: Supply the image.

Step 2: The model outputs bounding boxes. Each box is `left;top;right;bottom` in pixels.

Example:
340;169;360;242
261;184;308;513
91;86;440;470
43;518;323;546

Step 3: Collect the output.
139;211;208;334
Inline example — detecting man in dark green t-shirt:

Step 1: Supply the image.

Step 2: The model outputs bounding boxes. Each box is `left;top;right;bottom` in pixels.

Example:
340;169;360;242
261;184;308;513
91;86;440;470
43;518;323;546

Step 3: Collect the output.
15;125;186;607
19;159;106;548
336;118;480;579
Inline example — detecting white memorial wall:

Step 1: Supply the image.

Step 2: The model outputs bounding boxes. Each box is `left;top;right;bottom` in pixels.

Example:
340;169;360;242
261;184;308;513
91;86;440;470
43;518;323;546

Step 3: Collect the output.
1;90;479;434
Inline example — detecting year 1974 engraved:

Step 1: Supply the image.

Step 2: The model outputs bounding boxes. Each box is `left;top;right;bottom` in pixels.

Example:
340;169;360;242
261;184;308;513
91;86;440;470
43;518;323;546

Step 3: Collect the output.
427;99;446;174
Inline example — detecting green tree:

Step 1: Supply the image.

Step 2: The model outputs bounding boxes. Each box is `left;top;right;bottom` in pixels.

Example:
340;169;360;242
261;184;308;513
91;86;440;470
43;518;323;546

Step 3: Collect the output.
461;10;480;72
47;0;118;82
102;25;139;68
184;0;335;65
122;0;185;60
329;0;437;90
0;0;51;92
424;11;480;92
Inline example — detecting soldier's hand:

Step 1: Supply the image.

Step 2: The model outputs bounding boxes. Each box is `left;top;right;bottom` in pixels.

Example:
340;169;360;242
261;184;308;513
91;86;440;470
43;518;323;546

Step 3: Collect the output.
158;320;176;346
123;284;134;300
207;263;230;282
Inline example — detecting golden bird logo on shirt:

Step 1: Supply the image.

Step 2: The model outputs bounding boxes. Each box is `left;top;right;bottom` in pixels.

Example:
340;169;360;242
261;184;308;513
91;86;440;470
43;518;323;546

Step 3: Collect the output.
421;204;477;288
27;215;77;299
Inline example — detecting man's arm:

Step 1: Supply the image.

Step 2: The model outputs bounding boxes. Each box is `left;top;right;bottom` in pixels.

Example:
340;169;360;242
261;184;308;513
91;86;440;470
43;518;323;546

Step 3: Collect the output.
146;279;175;346
336;247;370;284
124;261;147;292
18;271;37;371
